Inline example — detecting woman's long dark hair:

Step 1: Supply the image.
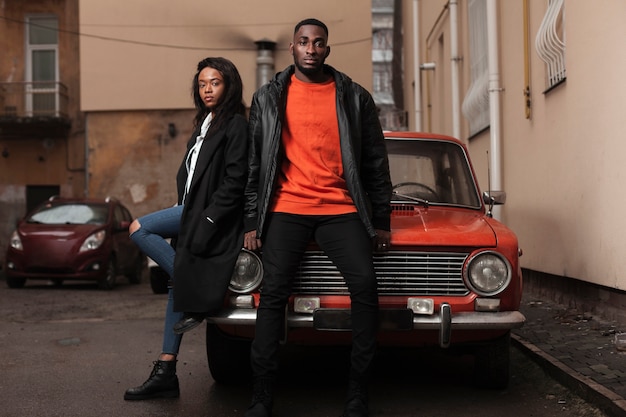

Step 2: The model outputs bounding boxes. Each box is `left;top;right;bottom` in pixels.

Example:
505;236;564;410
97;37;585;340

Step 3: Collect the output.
192;57;246;134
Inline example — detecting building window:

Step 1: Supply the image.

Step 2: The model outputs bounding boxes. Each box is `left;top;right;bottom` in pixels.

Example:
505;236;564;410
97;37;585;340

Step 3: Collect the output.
461;0;489;136
535;0;566;89
374;64;392;94
26;15;59;116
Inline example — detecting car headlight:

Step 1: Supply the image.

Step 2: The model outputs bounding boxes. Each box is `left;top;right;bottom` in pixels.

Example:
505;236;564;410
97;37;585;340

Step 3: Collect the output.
465;251;511;296
9;230;22;250
229;249;263;294
79;230;106;252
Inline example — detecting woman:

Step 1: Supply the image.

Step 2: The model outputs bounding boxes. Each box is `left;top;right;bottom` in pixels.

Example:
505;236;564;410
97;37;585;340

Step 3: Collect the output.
124;57;248;400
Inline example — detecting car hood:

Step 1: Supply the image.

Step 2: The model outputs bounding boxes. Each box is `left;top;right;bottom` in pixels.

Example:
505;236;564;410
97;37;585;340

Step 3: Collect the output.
18;223;102;240
390;206;496;247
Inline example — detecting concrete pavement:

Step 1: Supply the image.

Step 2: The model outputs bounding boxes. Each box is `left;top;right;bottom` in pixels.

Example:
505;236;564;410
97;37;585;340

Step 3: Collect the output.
513;294;626;417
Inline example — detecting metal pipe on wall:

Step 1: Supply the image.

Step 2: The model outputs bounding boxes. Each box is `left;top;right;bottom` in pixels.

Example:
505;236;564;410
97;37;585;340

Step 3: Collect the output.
84;113;89;197
523;0;532;119
255;39;277;89
449;0;461;139
487;0;503;220
412;0;422;131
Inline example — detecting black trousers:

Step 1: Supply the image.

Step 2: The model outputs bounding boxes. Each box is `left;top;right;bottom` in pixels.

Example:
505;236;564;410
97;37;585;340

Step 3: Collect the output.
250;212;379;382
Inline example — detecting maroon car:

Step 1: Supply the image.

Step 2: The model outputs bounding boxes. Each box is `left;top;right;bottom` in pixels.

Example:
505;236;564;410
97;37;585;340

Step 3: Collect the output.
4;196;145;290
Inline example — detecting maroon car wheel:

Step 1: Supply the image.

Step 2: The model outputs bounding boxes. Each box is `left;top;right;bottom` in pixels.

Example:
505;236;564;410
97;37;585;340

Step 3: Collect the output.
97;258;117;290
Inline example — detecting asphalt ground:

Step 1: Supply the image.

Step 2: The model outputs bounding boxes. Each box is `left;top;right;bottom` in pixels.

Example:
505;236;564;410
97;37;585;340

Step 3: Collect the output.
0;272;623;416
513;293;626;417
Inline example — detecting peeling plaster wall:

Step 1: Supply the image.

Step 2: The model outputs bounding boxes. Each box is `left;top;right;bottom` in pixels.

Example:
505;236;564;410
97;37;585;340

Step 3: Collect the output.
0;0;84;266
0;185;26;257
86;109;193;218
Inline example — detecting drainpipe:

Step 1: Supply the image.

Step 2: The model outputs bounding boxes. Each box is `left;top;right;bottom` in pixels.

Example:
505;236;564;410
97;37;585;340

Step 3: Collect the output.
255;39;277;89
412;0;422;131
449;0;461;139
523;0;531;119
486;0;503;220
84;113;90;197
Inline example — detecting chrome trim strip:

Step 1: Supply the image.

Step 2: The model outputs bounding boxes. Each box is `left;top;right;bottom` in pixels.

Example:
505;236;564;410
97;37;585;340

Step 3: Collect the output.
206;308;526;330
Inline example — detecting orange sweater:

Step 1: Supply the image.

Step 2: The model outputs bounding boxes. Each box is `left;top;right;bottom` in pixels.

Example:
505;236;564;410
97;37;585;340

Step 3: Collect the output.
271;74;357;215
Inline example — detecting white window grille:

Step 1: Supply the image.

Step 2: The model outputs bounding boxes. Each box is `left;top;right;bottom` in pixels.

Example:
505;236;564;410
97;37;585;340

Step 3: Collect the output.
535;0;566;89
461;0;490;136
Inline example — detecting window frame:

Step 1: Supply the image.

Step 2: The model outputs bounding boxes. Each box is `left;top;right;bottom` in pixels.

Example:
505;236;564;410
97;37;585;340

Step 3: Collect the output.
461;0;490;137
25;14;60;117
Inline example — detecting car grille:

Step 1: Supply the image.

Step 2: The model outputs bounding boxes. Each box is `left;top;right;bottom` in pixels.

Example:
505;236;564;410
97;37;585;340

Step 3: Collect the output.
293;251;470;296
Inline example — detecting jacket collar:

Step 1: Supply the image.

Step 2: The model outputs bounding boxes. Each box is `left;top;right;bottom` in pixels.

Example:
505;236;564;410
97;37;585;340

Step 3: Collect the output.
273;64;350;88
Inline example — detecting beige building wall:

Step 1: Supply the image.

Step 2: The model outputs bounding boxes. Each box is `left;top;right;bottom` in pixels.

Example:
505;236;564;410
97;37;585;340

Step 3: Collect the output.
403;0;626;292
0;0;84;260
79;0;373;218
0;0;84;190
79;0;374;110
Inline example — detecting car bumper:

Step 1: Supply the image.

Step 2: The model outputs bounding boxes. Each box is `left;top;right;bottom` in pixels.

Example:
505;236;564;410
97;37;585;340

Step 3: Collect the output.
4;260;108;281
207;304;526;348
4;269;106;281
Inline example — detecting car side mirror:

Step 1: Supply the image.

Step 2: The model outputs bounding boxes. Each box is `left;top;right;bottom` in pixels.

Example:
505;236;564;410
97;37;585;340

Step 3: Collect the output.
482;191;506;218
482;191;506;205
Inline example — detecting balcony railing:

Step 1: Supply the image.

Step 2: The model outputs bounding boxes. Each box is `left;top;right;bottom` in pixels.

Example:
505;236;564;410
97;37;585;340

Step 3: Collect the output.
0;81;69;119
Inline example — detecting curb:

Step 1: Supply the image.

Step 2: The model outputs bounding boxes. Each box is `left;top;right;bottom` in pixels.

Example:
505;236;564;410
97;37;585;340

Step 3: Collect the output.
512;333;626;417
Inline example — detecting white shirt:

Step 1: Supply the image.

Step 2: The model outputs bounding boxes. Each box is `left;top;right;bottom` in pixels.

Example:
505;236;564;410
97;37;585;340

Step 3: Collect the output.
182;113;212;203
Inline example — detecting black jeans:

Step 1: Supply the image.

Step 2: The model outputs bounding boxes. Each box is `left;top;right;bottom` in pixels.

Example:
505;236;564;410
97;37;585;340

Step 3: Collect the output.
250;212;379;382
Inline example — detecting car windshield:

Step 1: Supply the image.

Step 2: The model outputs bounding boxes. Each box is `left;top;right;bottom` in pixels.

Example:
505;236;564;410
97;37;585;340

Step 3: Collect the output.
385;138;481;208
27;203;109;225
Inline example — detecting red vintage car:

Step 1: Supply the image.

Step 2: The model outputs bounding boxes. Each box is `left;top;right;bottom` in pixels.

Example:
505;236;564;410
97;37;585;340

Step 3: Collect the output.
207;131;524;389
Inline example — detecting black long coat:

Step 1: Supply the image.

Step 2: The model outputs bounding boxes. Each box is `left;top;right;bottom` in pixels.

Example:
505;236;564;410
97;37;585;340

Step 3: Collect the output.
173;113;248;313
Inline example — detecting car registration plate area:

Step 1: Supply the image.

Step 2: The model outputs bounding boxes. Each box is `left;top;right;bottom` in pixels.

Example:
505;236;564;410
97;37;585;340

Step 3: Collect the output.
313;308;413;331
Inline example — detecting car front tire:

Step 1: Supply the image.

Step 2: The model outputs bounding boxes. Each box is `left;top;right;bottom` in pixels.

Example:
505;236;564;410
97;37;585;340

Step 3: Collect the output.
206;323;251;384
6;276;26;289
127;256;146;285
473;331;511;389
149;266;169;294
98;258;117;290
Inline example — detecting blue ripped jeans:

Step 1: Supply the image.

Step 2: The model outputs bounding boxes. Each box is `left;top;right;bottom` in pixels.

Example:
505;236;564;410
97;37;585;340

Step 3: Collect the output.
130;205;184;355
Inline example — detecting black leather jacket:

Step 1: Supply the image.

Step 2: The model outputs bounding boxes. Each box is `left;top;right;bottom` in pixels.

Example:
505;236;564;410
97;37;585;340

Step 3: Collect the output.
244;65;391;239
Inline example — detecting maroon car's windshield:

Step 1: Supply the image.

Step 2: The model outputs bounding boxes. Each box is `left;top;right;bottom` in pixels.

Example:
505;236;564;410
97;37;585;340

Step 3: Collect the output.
27;203;109;225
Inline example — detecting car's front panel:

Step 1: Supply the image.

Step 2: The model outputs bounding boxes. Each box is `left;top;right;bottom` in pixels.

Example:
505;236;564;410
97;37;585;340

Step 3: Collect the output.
4;201;114;281
207;133;524;351
209;241;523;349
5;226;110;280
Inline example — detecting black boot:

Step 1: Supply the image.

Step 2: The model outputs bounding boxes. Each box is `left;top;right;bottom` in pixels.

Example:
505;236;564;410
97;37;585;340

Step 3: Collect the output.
340;378;369;417
244;377;274;417
124;360;180;400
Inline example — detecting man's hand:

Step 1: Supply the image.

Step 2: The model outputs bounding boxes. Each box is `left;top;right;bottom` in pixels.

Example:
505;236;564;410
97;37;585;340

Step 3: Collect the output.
244;230;262;251
373;229;391;252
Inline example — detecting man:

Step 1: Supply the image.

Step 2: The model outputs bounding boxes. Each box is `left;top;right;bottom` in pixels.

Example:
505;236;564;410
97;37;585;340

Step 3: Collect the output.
243;18;392;417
